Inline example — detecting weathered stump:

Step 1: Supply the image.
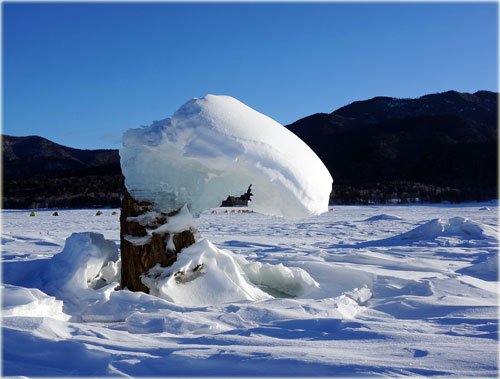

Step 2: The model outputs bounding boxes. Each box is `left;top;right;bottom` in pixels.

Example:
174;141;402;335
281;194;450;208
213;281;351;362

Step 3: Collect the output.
120;192;197;292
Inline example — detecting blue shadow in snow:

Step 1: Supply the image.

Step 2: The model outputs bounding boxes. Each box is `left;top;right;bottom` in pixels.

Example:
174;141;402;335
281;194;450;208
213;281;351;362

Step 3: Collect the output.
219;319;387;341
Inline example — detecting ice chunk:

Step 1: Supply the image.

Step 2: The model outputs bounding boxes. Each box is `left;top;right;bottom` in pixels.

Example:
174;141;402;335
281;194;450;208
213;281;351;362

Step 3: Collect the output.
240;261;319;297
344;286;373;304
121;94;332;219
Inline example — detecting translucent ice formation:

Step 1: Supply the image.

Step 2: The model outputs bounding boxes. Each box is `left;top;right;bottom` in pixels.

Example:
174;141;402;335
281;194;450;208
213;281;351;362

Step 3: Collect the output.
120;95;332;219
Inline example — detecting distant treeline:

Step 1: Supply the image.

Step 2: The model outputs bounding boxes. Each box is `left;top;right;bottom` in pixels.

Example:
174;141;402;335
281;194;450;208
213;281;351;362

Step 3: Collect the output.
3;178;496;210
3;175;124;209
331;182;497;205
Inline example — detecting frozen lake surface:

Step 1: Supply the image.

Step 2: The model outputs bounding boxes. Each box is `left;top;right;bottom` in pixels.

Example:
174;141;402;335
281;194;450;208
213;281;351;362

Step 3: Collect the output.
1;203;498;376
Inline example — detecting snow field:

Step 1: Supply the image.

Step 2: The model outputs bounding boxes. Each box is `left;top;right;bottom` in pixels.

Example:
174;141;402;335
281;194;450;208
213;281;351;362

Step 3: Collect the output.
1;203;498;376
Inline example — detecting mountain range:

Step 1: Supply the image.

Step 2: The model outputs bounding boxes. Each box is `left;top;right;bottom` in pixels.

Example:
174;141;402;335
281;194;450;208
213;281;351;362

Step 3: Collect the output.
288;90;497;203
2;135;122;209
2;90;498;209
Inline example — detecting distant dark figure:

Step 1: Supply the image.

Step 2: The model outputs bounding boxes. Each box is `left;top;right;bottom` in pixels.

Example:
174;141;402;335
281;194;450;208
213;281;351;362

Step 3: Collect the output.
241;184;253;202
221;184;253;207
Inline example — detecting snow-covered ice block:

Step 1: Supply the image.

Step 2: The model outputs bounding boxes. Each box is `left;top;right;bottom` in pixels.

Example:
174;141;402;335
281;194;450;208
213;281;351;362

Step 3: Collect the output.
141;238;320;307
43;232;120;298
121;94;333;219
142;238;271;306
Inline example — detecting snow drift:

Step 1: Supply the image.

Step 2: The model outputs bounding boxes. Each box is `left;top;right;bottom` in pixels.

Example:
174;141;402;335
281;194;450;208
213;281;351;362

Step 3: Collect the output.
11;231;320;311
398;217;496;241
42;232;120;301
361;216;497;247
120;94;332;219
2;284;68;319
141;238;319;307
363;214;402;222
458;254;498;281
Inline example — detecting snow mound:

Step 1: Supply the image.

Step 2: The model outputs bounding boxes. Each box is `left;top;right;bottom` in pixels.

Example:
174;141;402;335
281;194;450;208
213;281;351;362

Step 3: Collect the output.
43;232;120;299
121;94;332;219
398;217;496;241
459;255;498;281
2;284;68;320
141;238;319;307
363;214;402;222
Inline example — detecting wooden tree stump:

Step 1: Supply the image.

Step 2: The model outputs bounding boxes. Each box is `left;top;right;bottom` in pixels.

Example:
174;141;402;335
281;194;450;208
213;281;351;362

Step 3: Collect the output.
120;192;197;293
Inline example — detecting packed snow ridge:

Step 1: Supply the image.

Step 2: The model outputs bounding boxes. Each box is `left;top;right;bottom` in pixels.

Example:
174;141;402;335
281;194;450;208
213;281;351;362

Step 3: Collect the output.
5;231;322;311
398;216;496;241
142;238;320;307
120;94;333;219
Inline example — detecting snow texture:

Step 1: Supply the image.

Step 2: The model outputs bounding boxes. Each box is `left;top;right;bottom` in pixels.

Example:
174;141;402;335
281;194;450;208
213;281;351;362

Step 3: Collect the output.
1;202;498;377
2;284;68;320
120;94;332;219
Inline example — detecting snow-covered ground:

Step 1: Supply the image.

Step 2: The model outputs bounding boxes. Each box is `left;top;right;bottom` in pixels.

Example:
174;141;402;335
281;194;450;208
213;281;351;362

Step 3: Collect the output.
1;203;498;376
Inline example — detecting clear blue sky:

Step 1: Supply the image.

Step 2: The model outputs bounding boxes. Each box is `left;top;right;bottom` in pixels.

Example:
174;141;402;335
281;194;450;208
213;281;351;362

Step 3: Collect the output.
3;2;498;149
